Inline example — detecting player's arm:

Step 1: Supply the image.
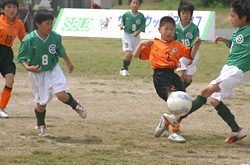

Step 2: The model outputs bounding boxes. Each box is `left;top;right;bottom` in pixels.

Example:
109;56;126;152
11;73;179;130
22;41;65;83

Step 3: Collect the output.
21;62;42;73
133;40;154;58
214;36;230;46
62;53;74;74
133;30;141;37
120;23;124;30
190;37;201;59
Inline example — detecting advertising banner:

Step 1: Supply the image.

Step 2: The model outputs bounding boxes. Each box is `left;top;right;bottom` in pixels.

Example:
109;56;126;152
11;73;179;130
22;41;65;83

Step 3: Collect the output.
53;8;215;41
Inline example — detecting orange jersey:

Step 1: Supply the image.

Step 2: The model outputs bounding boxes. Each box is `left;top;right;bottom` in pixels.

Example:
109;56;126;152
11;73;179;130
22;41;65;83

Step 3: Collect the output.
140;38;192;70
0;14;25;47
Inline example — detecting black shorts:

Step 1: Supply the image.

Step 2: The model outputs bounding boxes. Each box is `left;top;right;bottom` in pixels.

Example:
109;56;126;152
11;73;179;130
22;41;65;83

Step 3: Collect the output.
153;68;184;101
0;44;16;77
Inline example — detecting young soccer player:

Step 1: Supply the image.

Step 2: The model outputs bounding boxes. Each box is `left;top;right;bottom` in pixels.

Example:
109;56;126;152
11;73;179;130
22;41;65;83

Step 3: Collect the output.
155;0;200;143
17;10;87;137
120;0;145;76
133;16;201;143
0;0;25;118
164;0;248;143
175;0;199;90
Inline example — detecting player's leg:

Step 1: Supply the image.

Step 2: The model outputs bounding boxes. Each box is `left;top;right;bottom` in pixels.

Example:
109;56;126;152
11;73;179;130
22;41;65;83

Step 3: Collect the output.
35;103;50;137
56;91;87;119
183;75;192;89
177;70;185;82
0;73;14;118
120;50;132;76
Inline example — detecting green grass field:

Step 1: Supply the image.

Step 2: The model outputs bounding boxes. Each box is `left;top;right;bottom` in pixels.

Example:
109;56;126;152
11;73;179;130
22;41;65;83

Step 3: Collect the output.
1;1;250;164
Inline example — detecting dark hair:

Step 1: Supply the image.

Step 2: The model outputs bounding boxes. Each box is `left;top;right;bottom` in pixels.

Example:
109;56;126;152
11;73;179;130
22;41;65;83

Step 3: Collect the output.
34;10;54;29
159;16;176;27
1;0;19;9
232;0;250;23
129;0;143;4
178;0;195;19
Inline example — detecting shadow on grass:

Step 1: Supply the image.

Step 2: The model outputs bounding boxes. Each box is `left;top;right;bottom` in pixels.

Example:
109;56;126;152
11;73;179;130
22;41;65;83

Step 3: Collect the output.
50;135;103;145
9;116;62;120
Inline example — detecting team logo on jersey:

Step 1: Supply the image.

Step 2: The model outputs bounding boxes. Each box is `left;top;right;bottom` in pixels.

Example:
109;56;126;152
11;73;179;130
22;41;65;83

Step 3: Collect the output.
236;34;244;44
14;30;18;35
186;32;193;39
171;47;177;53
49;44;56;54
136;19;141;25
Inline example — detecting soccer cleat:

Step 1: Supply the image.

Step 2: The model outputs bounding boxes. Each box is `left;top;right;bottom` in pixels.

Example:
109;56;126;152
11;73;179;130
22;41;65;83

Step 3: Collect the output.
163;113;180;127
74;99;87;119
35;124;50;137
155;116;169;137
225;127;247;143
120;69;129;76
168;129;187;143
0;108;9;118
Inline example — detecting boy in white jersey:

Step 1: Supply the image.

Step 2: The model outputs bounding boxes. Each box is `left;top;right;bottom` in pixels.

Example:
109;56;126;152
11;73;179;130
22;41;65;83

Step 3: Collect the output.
17;11;87;137
119;0;145;76
164;0;248;143
155;0;199;143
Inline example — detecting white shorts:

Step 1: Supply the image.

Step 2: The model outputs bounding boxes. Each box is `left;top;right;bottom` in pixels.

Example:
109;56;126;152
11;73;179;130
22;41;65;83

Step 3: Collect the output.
210;64;246;101
122;32;141;54
29;64;69;105
176;51;199;75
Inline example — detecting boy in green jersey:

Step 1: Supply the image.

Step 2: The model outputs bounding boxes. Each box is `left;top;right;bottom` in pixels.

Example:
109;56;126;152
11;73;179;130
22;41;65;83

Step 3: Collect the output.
120;0;145;76
155;0;200;143
17;11;87;137
164;0;248;143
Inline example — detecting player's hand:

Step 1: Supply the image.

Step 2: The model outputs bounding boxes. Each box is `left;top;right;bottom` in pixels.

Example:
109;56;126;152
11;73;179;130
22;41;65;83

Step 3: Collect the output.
194;37;201;46
214;36;225;44
187;59;193;65
28;65;42;73
120;24;124;30
141;40;154;47
67;63;74;74
133;31;139;37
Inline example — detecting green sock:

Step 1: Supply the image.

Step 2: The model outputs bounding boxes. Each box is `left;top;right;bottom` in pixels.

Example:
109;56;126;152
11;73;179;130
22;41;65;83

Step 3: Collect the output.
215;101;239;132
183;79;192;89
122;60;130;70
180;95;207;121
35;108;46;126
63;93;77;109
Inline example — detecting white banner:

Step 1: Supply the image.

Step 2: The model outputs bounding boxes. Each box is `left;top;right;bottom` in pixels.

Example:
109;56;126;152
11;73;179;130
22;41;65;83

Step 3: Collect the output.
53;8;215;41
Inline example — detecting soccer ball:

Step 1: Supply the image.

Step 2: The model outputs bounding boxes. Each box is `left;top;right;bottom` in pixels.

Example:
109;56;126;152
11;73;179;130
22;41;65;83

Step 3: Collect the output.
166;91;192;116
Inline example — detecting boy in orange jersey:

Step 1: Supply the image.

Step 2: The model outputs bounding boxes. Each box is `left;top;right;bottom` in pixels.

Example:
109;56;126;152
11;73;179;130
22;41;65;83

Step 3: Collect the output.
133;16;201;143
0;0;25;118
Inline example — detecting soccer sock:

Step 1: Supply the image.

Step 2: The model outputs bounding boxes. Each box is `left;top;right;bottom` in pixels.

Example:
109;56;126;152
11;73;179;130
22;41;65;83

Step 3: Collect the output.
164;119;169;127
0;86;12;109
63;93;77;109
122;59;130;70
179;95;207;121
215;101;239;132
35;108;46;126
183;79;192;89
171;125;180;133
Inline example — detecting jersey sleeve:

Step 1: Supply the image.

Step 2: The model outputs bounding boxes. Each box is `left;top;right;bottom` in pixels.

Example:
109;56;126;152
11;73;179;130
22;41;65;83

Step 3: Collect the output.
18;21;26;41
140;44;151;60
121;13;126;25
56;34;66;58
17;37;32;63
139;14;146;32
190;26;199;47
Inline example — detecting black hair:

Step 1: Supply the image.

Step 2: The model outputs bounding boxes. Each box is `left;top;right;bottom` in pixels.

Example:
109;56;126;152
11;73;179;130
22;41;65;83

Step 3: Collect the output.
159;16;176;27
1;0;19;9
178;0;195;19
232;0;250;23
34;10;54;29
129;0;143;4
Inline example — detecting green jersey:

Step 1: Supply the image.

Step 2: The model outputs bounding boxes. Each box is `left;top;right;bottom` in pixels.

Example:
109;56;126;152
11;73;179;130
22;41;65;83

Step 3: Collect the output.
174;22;199;47
121;11;146;34
226;25;250;72
17;31;65;72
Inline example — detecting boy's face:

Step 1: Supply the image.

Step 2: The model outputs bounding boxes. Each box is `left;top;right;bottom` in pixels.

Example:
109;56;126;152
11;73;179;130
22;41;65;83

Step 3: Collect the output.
35;20;53;35
1;3;18;19
179;10;192;24
230;8;247;28
130;0;140;11
158;22;175;41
